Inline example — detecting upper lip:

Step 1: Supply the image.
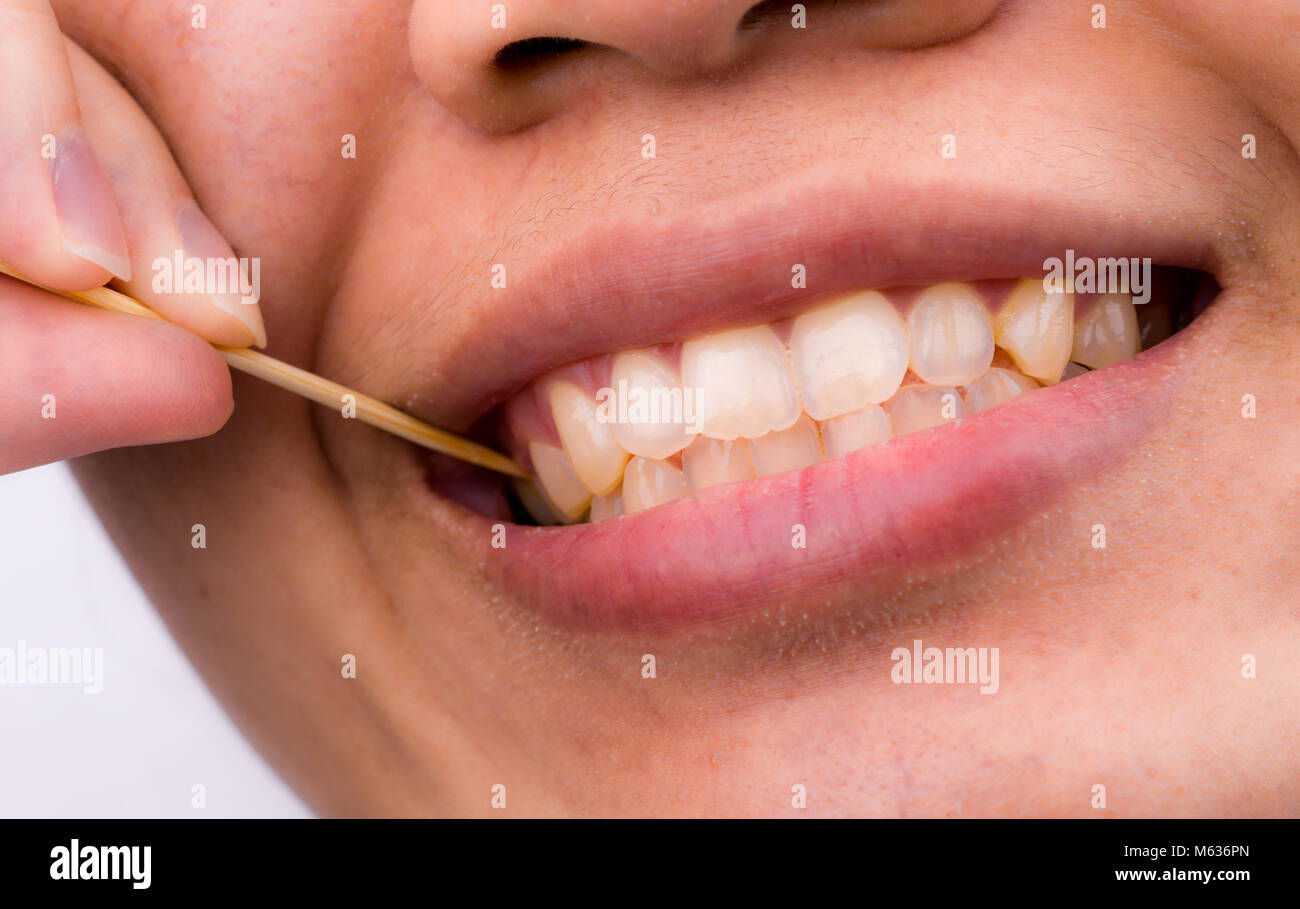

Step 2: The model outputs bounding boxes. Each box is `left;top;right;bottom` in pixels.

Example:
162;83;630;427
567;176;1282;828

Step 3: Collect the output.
402;164;1220;434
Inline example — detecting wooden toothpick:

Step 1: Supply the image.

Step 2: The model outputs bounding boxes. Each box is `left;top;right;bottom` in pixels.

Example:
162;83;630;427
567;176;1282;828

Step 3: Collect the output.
0;262;527;479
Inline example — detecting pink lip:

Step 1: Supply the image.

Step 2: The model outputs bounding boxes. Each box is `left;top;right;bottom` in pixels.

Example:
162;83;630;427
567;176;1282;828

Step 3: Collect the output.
407;168;1221;633
401;171;1216;433
468;338;1180;633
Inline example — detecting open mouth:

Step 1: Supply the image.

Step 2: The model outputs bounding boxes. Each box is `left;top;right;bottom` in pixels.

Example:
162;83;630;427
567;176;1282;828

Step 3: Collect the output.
420;265;1217;633
490;269;1213;525
402;175;1230;634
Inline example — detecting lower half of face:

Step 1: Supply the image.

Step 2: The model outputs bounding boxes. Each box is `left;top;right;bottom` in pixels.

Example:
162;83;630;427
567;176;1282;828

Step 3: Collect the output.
70;0;1300;815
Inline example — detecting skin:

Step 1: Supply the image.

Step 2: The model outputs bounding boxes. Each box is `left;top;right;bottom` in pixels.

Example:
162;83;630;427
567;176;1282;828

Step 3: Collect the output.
5;0;1297;815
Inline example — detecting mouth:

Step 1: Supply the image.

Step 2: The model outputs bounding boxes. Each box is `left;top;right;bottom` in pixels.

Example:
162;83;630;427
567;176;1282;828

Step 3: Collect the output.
494;271;1212;525
408;175;1227;633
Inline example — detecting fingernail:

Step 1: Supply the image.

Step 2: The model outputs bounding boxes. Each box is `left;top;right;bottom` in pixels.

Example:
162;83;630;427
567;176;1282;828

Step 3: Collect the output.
177;202;268;348
52;128;133;281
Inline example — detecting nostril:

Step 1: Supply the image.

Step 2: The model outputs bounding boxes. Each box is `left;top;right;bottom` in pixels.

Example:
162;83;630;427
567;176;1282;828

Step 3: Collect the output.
493;36;590;72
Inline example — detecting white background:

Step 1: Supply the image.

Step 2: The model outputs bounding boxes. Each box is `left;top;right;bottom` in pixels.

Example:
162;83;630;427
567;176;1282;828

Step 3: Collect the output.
0;462;310;818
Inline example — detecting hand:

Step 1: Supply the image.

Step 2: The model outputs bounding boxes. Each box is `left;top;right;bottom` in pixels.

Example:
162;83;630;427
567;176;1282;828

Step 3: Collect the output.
0;0;266;474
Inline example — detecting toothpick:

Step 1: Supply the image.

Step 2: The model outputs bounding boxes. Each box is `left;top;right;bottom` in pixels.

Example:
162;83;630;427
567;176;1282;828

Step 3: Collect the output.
0;262;528;479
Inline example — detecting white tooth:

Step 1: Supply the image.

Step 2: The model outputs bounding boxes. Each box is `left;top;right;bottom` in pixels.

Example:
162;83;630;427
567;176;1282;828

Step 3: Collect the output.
789;291;910;419
884;385;964;436
608;349;694;460
548;381;630;495
993;279;1074;384
749;414;824;477
1071;293;1140;368
682;436;756;492
1060;362;1090;382
527;442;591;521
961;367;1039;414
908;283;995;386
621;456;689;514
589;490;624;523
819;405;893;459
681;325;800;441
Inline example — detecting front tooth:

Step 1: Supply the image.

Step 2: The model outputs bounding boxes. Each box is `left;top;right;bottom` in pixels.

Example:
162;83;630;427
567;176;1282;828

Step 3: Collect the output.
589;490;624;523
749;413;824;476
789;291;910;420
527;442;591;522
993;279;1074;384
908;283;995;386
819;405;893;459
961;367;1039;414
1071;293;1140;368
885;385;964;436
1060;362;1090;381
682;436;756;492
608;349;693;460
681;325;800;440
622;456;689;514
547;381;630;495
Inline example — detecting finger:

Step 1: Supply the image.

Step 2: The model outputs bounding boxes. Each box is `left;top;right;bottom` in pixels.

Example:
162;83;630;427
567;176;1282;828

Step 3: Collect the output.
0;0;131;288
0;276;233;474
66;40;267;348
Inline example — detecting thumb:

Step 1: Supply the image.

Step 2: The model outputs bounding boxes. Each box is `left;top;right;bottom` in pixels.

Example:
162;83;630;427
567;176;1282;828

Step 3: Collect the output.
0;276;232;474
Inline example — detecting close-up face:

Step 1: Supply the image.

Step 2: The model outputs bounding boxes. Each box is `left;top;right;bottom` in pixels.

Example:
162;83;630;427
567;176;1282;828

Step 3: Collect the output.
56;0;1299;816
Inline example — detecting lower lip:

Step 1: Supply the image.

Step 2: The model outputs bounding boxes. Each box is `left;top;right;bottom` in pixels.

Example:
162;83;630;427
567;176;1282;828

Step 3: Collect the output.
465;341;1180;634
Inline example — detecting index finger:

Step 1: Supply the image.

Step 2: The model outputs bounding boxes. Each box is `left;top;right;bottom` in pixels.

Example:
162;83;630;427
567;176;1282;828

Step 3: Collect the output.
0;0;131;289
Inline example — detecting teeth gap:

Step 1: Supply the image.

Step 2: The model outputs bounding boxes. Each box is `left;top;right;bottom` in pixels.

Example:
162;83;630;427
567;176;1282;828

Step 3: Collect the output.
474;267;1214;527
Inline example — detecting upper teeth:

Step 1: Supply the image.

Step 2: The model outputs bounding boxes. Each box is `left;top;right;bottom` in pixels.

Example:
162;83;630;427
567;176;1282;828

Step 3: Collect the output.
681;325;802;441
1072;292;1142;368
510;279;1142;524
608;348;694;459
992;279;1075;383
545;380;629;495
908;283;996;386
788;291;910;420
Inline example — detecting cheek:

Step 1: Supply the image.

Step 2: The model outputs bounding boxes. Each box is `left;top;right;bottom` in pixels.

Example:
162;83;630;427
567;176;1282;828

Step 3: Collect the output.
146;6;405;220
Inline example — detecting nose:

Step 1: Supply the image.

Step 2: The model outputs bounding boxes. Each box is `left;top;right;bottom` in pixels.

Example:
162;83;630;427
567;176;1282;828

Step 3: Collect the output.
410;0;1002;132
